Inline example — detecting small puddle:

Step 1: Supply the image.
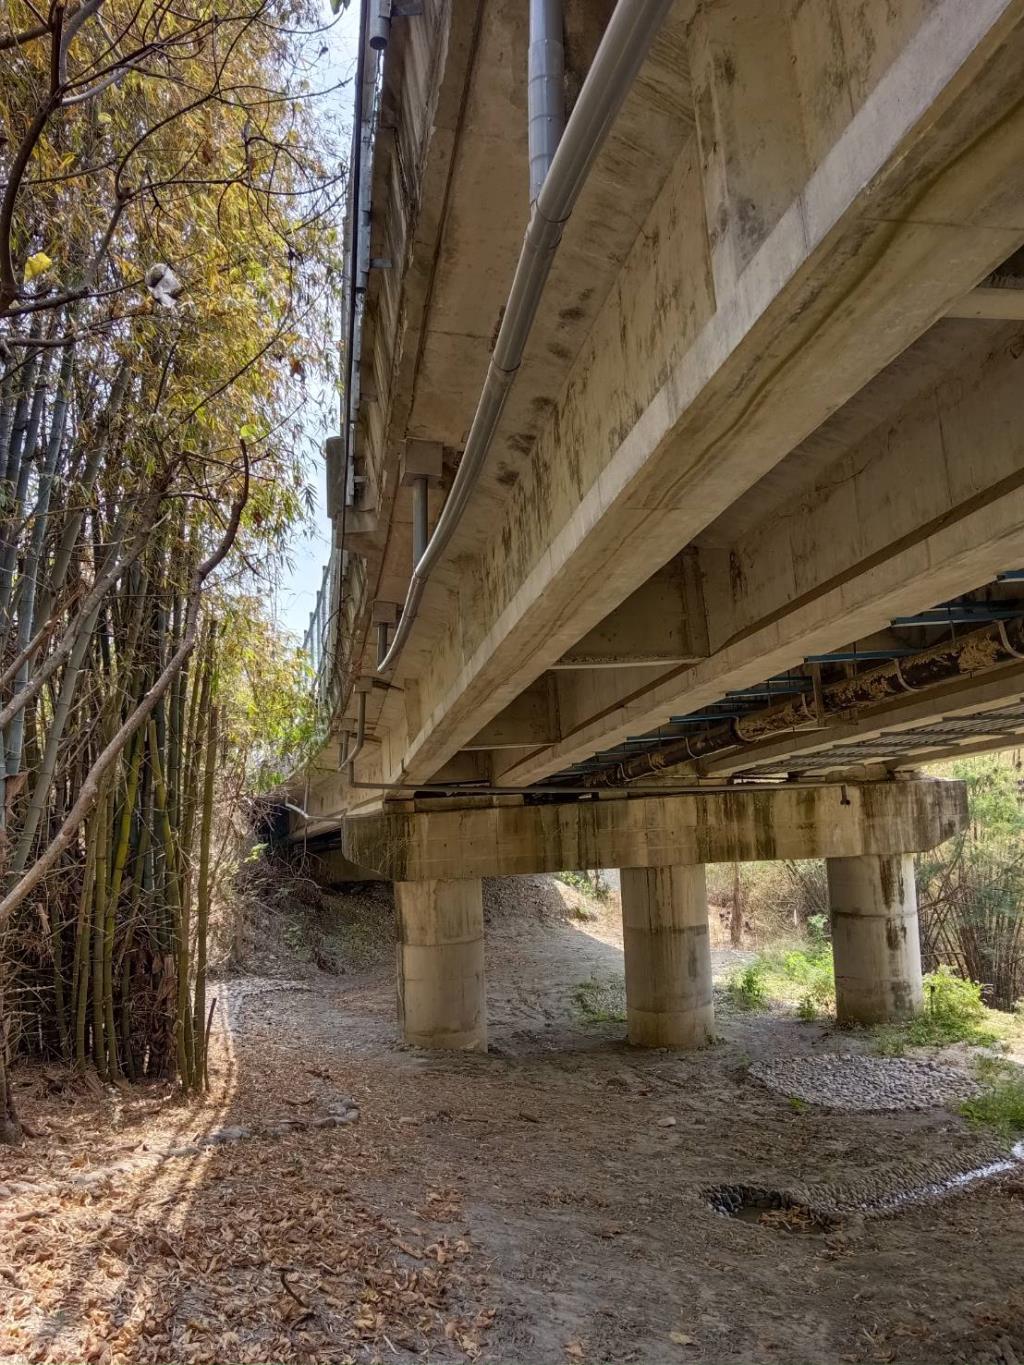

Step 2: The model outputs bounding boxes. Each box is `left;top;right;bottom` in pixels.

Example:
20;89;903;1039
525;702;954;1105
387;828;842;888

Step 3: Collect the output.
705;1184;836;1235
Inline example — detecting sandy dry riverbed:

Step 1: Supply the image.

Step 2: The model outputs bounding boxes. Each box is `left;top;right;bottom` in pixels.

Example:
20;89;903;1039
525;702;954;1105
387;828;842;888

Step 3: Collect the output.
2;875;1023;1364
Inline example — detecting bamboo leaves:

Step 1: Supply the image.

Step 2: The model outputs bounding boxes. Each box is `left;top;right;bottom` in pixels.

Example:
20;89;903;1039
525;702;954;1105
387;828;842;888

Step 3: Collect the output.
0;0;340;1121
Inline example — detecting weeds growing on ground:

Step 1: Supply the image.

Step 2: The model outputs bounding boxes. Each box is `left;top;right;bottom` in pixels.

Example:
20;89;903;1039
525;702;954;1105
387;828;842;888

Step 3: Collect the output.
572;976;627;1024
557;870;612;903
727;963;770;1010
725;944;834;1017
873;967;1000;1055
960;1058;1024;1137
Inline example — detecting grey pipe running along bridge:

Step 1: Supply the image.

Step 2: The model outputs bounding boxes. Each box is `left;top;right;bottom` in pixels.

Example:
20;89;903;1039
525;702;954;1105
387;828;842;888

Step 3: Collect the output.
290;0;1024;1052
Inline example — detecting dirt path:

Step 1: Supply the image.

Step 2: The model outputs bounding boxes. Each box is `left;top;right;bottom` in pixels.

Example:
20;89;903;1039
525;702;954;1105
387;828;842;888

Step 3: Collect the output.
227;878;1024;1365
3;876;1023;1364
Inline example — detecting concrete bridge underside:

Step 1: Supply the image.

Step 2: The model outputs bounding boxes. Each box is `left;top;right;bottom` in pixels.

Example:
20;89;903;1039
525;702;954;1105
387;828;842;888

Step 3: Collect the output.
291;0;1024;1049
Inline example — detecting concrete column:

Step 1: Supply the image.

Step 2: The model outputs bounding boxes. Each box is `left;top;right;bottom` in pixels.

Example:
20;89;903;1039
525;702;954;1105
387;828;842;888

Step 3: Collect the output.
395;878;486;1050
620;864;714;1049
826;853;924;1026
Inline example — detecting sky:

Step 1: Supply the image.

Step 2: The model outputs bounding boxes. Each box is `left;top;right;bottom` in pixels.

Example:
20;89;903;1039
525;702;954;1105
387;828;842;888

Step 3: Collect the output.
273;0;361;643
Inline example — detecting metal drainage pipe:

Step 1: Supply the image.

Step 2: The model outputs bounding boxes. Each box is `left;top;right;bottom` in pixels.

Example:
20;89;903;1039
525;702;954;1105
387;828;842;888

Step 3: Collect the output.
529;0;565;204
343;686;369;783
411;474;429;564
373;0;672;680
588;614;1024;786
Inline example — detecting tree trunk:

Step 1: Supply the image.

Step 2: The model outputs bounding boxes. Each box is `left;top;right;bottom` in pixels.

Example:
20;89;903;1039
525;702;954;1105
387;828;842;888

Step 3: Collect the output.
730;863;744;948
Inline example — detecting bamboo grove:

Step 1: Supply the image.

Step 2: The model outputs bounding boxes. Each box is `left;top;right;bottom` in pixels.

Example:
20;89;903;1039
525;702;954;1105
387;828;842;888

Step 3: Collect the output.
0;0;341;1139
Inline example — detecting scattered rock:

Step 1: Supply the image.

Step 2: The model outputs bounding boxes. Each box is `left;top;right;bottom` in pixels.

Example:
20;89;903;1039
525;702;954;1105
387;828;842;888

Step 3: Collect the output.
657;1116;677;1128
749;1055;979;1113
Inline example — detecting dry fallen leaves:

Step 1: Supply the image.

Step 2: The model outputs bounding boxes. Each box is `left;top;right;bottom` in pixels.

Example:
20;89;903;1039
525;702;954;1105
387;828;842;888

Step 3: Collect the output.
0;1037;495;1364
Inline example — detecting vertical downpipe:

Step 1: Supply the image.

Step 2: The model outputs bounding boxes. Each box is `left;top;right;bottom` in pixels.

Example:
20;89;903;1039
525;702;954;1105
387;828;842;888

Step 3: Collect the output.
529;0;565;203
412;476;429;566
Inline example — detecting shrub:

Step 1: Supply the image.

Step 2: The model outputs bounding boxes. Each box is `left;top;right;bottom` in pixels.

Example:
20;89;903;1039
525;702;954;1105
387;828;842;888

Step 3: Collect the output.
924;965;985;1026
873;967;998;1052
726;945;835;1015
557;870;611;902
727;963;769;1010
960;1061;1024;1137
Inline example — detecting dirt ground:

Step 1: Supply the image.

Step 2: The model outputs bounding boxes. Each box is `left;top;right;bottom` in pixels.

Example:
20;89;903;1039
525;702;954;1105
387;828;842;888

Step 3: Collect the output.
3;875;1024;1365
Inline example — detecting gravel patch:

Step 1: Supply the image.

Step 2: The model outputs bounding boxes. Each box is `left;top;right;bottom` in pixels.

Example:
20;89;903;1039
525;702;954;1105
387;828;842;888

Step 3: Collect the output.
750;1054;980;1112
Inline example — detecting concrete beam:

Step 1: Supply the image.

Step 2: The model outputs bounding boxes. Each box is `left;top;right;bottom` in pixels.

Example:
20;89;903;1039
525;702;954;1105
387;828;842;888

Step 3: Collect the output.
500;325;1024;785
342;778;966;881
374;1;1024;795
947;286;1024;319
553;557;708;669
700;661;1024;778
463;678;559;750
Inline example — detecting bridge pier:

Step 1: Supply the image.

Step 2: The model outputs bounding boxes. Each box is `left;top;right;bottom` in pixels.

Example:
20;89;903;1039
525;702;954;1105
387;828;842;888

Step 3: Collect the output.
620;865;714;1049
337;780;964;1050
395;878;487;1050
827;853;924;1026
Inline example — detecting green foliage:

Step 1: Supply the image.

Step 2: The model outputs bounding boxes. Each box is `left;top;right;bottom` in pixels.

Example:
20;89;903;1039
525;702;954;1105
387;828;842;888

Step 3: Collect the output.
873;967;999;1054
727;962;769;1011
215;599;319;791
0;0;340;1093
806;913;830;945
557;869;611;902
948;755;1024;842
960;1060;1024;1138
924;965;987;1025
918;755;1024;1010
726;944;834;1017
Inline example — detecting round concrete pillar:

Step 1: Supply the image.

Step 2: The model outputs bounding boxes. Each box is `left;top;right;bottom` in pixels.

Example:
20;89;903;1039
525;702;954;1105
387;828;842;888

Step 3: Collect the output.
395;879;486;1050
826;853;924;1026
620;864;714;1048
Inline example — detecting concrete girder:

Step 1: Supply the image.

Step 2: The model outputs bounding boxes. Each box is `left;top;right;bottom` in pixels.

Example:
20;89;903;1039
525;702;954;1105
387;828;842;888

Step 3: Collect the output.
551;557;708;670
340;778;966;881
701;663;1024;778
361;0;1024;799
494;324;1024;785
947;286;1024;319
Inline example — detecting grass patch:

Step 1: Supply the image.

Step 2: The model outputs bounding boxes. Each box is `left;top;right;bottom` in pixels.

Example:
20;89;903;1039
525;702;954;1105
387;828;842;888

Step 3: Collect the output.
960;1058;1024;1137
873;967;1000;1055
572;975;626;1025
725;944;835;1018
